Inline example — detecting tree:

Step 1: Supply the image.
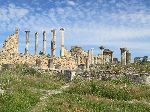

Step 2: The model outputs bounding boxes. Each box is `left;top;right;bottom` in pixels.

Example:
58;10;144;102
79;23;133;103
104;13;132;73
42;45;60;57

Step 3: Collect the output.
39;51;43;55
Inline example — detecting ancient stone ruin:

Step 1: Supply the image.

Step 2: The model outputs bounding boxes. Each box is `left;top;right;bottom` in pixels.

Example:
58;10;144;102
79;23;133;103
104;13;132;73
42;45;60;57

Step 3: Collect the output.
0;28;132;71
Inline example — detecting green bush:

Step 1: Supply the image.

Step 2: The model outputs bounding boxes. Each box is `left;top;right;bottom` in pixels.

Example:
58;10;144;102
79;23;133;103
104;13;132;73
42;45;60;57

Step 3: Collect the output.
111;76;133;85
67;79;150;102
90;82;133;101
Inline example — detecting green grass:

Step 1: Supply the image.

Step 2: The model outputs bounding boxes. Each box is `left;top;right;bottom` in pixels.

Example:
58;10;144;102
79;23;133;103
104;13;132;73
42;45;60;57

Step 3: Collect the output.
0;64;150;112
43;78;150;112
0;64;65;112
67;79;150;101
45;92;150;112
0;88;41;112
0;64;65;90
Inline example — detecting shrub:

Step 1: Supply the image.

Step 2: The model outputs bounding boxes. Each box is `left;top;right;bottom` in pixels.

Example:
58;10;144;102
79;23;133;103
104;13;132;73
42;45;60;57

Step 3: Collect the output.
111;76;134;85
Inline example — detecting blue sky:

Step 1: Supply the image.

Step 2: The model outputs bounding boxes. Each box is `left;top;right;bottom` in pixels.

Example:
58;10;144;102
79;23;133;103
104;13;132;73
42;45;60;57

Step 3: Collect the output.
0;0;150;60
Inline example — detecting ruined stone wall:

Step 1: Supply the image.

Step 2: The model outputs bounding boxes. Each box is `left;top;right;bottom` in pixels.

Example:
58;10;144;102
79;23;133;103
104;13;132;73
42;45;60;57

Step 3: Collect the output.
2;33;18;54
103;54;112;64
0;32;19;64
97;54;103;64
35;55;49;69
53;56;77;70
0;31;48;69
0;31;77;70
64;48;71;58
70;46;88;65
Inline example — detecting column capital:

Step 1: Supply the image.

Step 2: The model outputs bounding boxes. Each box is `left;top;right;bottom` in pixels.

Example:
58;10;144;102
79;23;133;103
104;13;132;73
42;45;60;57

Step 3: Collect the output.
120;48;127;51
43;31;46;35
99;46;104;50
51;29;56;32
25;30;30;33
60;28;64;31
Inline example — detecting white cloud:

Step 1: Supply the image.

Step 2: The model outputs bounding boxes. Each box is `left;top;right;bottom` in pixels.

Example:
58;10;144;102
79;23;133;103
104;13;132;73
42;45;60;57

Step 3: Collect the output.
0;0;150;57
0;3;29;31
64;25;150;51
67;0;76;6
56;8;64;14
0;3;29;20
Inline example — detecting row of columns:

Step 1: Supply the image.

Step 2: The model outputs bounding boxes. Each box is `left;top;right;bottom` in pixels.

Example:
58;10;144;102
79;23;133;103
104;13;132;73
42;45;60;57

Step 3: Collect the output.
24;29;130;68
24;28;64;57
84;46;130;70
85;47;130;69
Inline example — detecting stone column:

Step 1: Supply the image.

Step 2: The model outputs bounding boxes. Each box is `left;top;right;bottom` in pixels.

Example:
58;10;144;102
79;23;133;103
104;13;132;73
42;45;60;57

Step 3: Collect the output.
15;27;19;53
86;50;90;70
60;28;65;57
51;29;56;57
48;58;54;69
86;58;89;70
124;50;127;65
25;31;30;54
126;51;131;64
102;49;104;64
99;46;104;64
120;48;127;65
94;56;98;64
91;48;94;64
88;50;92;65
35;32;38;55
111;52;113;63
43;31;46;55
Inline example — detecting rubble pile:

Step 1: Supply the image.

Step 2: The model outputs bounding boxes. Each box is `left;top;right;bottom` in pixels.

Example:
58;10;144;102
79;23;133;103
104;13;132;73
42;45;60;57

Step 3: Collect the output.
77;64;150;84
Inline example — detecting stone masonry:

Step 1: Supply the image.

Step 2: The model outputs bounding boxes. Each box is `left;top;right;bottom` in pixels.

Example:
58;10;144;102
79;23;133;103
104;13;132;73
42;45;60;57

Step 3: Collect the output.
0;28;77;70
0;28;131;70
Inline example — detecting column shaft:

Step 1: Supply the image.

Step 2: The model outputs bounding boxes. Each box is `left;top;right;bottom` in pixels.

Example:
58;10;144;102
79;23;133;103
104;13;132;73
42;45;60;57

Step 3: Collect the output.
91;48;94;64
43;31;46;55
60;28;64;57
86;50;90;70
120;48;127;65
35;32;38;55
94;57;98;64
101;49;104;64
15;27;19;53
25;31;30;54
51;29;56;57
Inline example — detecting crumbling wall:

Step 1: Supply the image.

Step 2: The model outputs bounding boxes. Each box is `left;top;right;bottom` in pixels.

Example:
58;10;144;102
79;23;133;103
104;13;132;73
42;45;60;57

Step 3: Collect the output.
35;55;49;69
2;33;18;54
70;46;88;65
0;32;19;64
53;56;77;70
64;48;71;58
97;54;103;64
0;31;76;70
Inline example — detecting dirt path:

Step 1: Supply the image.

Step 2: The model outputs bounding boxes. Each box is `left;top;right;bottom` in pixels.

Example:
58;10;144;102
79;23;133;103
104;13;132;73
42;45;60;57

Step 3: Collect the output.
30;84;70;112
